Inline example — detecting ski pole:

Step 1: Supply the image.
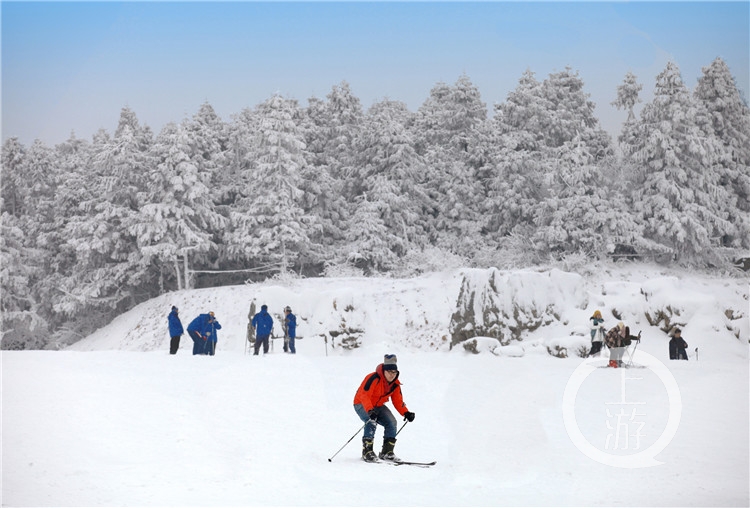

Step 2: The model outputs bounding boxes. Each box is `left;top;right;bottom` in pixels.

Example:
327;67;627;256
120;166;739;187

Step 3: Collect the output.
328;423;366;462
396;420;409;437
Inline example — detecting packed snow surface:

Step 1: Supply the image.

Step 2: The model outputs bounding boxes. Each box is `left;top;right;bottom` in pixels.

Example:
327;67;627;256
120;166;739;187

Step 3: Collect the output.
2;266;748;506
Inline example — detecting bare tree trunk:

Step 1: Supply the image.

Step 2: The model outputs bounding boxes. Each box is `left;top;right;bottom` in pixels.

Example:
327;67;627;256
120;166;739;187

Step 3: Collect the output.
281;240;287;275
174;258;183;291
183;253;192;289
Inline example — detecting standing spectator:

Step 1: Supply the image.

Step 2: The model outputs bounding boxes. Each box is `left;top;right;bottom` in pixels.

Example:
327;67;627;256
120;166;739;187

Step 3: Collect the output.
283;306;297;354
168;306;184;355
251;304;274;355
604;322;629;368
187;311;219;355
588;310;605;357
204;314;222;356
353;354;415;462
669;329;689;360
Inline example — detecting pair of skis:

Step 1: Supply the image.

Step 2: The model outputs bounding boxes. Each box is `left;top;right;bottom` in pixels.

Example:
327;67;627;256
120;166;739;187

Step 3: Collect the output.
366;457;436;468
382;459;436;468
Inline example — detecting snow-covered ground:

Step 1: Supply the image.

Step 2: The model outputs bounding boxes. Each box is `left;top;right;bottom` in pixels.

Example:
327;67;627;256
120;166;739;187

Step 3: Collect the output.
2;266;748;506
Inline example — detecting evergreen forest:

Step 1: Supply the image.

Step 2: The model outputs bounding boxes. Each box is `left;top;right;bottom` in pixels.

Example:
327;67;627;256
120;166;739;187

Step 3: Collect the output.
2;58;749;349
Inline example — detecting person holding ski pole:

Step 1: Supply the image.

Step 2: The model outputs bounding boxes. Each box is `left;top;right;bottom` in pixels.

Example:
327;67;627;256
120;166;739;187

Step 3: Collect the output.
187;311;218;355
604;321;629;368
353;354;416;462
204;314;222;356
251;304;274;355
168;306;184;355
283;306;297;354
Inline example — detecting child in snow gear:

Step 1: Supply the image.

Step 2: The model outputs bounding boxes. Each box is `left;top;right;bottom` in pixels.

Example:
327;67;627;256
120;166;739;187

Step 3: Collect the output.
588;310;605;357
168;306;184;354
353;354;416;462
669;329;689;360
187;312;221;355
283;306;297;354
251;304;274;355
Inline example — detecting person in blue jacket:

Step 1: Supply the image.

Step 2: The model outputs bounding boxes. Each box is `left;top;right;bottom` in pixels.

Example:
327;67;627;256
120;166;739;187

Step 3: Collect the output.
251;304;274;355
187;311;221;355
168;306;184;354
283;306;297;354
204;314;222;356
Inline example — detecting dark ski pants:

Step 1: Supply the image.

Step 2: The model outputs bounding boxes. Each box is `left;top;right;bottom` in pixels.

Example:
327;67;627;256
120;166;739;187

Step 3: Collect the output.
589;342;603;357
354;404;398;440
254;334;270;355
285;336;296;354
169;335;182;354
188;330;206;355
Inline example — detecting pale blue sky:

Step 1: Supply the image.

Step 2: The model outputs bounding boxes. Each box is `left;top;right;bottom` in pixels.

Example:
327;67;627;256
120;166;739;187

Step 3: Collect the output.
2;1;748;146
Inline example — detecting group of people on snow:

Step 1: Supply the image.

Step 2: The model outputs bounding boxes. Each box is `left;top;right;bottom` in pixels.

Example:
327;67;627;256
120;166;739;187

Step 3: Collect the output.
167;303;698;464
587;309;688;366
168;307;223;355
167;304;297;356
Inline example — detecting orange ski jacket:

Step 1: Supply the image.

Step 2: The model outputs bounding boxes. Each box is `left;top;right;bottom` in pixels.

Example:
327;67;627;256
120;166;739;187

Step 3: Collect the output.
353;363;409;416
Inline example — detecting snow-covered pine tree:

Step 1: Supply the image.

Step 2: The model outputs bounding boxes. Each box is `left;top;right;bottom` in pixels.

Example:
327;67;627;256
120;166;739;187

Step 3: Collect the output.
0;207;47;349
627;62;734;263
412;74;487;154
531;135;641;257
612;71;643;155
137;121;228;290
530;68;629;257
0;138;51;349
58;107;156;316
343;193;398;273
297;95;346;269
323;81;364;181
1;138;26;217
186;102;233;205
610;72;646;189
484;70;550;250
227;94;312;274
411;75;487;257
694;57;750;249
345;99;429;271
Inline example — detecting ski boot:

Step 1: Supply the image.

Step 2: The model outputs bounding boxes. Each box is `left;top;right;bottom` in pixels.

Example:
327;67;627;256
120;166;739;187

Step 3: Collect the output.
609;360;618;368
378;437;400;462
362;438;377;462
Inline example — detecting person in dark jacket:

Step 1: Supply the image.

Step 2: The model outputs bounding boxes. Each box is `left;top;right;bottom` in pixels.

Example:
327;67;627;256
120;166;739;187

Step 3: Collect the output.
353;354;415;462
283;306;297;354
251;304;274;355
187;312;220;355
669;329;689;360
168;306;184;354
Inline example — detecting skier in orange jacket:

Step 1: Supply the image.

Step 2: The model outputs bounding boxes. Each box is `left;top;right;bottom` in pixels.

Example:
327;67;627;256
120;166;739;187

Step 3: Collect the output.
353;354;415;462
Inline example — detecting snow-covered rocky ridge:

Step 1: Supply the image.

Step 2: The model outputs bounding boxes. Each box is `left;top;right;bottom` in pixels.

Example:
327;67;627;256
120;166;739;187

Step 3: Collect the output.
68;265;748;358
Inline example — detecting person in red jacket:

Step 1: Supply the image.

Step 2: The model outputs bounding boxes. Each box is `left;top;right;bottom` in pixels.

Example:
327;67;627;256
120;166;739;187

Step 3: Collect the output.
353;354;415;462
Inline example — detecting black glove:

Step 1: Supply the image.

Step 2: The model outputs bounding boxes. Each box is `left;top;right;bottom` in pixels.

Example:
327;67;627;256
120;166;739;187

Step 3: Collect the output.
368;410;378;421
404;411;415;422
